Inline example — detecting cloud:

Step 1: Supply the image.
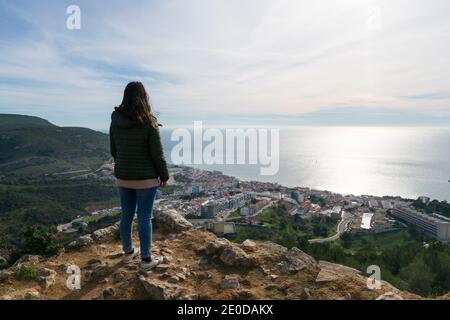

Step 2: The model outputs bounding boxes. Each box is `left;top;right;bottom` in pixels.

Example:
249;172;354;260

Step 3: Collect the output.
0;0;450;128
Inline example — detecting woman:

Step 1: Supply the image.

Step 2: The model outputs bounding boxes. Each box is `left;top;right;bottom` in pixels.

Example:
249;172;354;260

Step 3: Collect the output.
109;81;169;270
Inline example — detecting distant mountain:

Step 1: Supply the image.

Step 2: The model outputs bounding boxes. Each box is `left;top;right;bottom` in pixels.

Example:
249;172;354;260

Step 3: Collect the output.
0;114;110;176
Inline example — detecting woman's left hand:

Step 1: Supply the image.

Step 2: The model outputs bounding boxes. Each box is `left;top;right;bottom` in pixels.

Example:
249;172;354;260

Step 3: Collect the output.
159;179;168;187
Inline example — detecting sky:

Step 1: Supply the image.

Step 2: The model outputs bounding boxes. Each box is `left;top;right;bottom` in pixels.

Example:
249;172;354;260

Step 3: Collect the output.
0;0;450;129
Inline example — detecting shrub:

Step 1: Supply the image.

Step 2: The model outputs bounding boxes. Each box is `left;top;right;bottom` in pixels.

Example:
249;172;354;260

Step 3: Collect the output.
14;265;37;280
20;226;60;257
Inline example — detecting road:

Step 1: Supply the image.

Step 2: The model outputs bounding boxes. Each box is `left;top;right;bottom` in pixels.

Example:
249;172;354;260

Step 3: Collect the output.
308;212;351;244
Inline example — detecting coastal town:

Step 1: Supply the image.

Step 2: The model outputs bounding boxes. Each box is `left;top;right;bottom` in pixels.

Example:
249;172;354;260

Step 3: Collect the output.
59;163;450;244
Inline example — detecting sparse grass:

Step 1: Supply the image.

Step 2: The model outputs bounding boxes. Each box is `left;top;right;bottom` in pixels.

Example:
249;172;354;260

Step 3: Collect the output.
14;265;37;280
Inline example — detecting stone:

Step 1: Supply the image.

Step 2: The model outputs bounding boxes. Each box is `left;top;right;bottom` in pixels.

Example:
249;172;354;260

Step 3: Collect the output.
66;235;93;250
113;271;127;284
197;271;212;280
37;268;56;289
161;248;173;255
139;276;183;300
165;233;176;240
220;275;240;289
0;270;13;283
175;273;186;281
198;256;210;268
315;261;361;283
241;240;257;252
278;247;317;275
23;289;41;300
168;276;180;284
219;246;257;268
205;238;230;256
85;259;103;267
155;264;171;272
92;223;119;242
12;255;41;269
376;292;404;300
269;274;278;281
238;290;254;299
102;287;116;299
124;264;138;271
302;287;312;299
153;208;193;232
57;264;68;273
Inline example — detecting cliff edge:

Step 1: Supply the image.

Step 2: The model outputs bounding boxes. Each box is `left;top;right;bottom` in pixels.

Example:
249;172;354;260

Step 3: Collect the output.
0;207;425;300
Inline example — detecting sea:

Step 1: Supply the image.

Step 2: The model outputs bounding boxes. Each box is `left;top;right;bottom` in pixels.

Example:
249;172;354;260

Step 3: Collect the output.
159;126;450;202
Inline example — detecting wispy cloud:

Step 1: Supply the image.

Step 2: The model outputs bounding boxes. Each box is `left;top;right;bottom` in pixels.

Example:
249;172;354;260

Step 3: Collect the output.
1;0;450;129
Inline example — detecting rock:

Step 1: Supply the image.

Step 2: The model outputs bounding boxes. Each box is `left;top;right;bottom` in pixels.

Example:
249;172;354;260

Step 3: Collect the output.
153;208;193;232
205;238;230;256
220;275;240;289
107;252;124;259
92;223;119;242
168;276;180;284
198;256;210;269
315;261;361;283
238;290;254;299
83;262;110;281
278;247;317;275
124;264;138;271
57;264;68;273
0;270;13;282
165;233;176;240
37;268;56;289
269;274;278;281
155;264;171;272
66;235;93;250
23;289;41;300
197;271;212;281
85;259;103;267
12;255;41;269
139;276;183;300
241;240;257;252
219;246;257;268
302;288;312;299
113;271;127;284
376;292;404;300
161;248;173;255
264;284;278;291
0;256;7;266
102;287;116;299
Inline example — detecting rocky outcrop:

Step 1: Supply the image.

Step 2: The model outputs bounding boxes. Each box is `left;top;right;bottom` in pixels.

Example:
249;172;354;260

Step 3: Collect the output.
278;247;317;275
153;207;193;232
37;268;57;289
139;276;185;300
92;223;119;242
0;207;442;301
66;235;93;251
315;261;361;283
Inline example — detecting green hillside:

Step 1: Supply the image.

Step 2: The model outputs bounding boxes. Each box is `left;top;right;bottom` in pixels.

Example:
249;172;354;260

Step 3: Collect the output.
0;114;117;247
0;114;110;176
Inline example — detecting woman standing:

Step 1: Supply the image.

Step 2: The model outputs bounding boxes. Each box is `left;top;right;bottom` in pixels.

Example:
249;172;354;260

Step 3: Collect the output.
109;81;169;270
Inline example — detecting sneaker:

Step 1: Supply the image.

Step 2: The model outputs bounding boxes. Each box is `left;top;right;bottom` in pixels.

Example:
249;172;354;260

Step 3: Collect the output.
123;249;139;262
139;255;163;271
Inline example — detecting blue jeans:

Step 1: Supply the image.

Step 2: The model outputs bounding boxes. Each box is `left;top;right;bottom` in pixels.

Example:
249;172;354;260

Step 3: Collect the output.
118;187;157;259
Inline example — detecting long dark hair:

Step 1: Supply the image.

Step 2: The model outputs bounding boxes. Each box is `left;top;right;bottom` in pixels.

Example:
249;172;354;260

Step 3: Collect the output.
116;81;158;128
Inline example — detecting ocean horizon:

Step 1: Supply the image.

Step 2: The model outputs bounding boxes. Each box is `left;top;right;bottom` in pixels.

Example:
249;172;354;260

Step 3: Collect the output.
159;126;450;202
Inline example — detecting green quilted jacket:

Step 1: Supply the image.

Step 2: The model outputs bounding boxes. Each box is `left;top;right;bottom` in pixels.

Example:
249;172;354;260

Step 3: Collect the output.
109;110;169;181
